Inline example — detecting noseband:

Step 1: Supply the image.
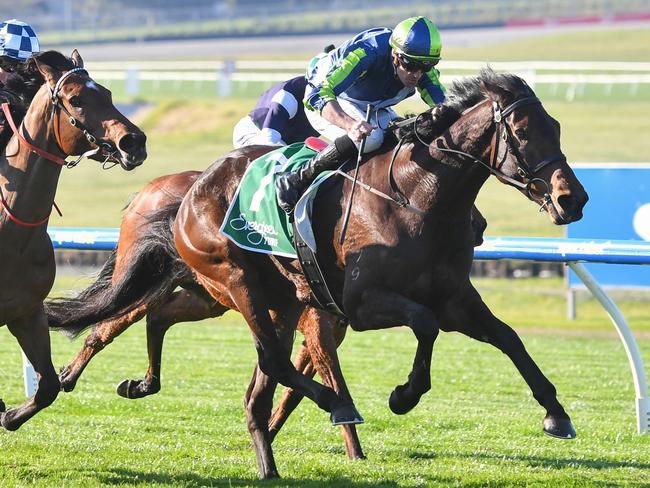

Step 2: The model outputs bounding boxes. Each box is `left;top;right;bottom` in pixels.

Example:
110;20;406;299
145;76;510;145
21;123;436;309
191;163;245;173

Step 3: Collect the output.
49;67;119;167
410;95;566;211
0;67;116;227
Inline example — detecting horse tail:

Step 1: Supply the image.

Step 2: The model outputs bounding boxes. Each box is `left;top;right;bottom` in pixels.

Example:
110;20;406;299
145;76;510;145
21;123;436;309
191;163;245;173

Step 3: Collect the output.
46;202;186;339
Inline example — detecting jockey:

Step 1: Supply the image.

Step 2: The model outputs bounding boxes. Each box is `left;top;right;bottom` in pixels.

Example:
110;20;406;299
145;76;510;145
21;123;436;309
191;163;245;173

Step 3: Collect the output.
275;16;445;213
0;19;40;149
232;45;335;148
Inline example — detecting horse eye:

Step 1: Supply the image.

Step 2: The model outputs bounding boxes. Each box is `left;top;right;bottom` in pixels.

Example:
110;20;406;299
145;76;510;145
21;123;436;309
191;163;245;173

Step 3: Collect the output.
68;96;83;108
515;128;527;140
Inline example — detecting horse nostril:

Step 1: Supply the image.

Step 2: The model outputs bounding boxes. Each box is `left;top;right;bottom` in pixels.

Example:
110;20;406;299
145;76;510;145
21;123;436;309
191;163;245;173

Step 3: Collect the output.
556;194;583;218
118;132;146;154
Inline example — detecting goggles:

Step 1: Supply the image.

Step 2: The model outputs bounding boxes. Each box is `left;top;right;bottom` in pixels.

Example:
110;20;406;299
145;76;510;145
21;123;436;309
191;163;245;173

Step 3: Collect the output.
397;53;438;73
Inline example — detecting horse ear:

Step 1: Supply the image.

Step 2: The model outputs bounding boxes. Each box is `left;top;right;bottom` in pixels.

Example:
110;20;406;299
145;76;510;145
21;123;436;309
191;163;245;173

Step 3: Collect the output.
479;79;511;107
33;56;61;87
70;50;84;68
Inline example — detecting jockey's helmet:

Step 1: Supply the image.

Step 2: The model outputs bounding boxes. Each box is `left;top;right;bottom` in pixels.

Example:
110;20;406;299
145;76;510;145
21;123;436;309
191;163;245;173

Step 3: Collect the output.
0;19;40;63
389;16;441;63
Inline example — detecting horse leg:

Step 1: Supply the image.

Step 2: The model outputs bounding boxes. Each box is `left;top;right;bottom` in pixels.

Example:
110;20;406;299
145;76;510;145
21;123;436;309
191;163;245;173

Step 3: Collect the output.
59;302;150;392
117;289;229;399
202;270;356;424
244;364;280;479
347;289;440;415
443;285;575;439
268;339;314;437
1;307;60;431
269;310;365;460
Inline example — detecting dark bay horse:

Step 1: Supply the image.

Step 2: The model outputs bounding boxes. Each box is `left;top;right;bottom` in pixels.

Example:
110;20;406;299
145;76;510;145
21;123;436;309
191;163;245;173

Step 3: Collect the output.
0;49;147;430
49;69;587;478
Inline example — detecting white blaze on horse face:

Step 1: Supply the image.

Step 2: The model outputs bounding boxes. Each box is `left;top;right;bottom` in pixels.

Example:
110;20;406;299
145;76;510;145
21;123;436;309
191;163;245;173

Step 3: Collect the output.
85;80;99;92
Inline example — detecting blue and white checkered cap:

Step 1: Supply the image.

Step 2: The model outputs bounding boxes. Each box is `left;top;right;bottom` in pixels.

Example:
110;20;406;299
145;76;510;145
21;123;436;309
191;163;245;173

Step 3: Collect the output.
0;19;39;62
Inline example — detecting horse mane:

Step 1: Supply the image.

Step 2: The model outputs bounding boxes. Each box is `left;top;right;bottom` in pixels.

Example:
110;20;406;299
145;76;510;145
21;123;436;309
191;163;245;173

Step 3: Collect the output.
396;67;535;144
0;50;74;151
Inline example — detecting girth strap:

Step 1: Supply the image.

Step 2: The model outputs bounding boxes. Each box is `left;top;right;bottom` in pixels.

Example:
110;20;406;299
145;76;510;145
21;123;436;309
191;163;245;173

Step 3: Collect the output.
292;220;346;318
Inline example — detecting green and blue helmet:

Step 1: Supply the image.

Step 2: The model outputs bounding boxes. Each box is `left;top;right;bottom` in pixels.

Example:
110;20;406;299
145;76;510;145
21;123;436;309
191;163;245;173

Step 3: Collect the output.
389;16;441;62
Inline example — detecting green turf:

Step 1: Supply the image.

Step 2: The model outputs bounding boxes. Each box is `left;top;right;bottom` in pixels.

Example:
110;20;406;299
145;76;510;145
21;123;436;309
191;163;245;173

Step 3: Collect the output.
0;277;648;486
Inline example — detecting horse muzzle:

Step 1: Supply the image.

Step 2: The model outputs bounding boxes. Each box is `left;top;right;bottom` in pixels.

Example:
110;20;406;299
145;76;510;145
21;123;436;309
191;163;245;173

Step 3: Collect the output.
116;132;147;170
544;167;589;225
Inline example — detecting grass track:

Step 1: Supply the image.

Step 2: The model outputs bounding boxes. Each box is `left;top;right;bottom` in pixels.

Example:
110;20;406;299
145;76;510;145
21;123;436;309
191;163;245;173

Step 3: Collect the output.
1;277;649;486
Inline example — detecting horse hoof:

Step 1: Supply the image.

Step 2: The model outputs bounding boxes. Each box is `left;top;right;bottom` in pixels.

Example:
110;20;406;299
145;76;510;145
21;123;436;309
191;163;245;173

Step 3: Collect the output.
0;399;5;413
543;415;576;439
0;411;20;431
330;403;364;426
388;386;420;415
116;379;135;399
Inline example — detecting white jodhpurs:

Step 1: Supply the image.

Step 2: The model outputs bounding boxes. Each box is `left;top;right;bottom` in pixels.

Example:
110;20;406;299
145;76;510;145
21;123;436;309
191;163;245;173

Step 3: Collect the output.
232;115;284;149
305;99;399;153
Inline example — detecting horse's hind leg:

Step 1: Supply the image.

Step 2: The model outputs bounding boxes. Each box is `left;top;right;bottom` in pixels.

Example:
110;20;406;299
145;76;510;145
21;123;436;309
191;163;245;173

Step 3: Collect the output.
59;301;150;392
117;289;229;399
1;307;60;431
444;285;575;439
270;311;365;460
268;340;314;437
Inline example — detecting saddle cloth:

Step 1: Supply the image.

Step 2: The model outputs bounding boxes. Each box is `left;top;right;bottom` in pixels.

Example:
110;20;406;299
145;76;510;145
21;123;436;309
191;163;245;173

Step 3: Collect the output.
219;138;334;258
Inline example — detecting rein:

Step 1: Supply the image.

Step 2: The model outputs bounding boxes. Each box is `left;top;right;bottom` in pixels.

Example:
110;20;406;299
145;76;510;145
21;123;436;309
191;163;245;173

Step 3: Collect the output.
404;96;566;213
0;67;108;228
49;67;120;168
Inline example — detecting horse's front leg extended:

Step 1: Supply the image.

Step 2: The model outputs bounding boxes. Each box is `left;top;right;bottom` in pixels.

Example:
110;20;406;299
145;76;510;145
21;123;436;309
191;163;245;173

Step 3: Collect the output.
2;307;60;431
347;288;440;415
443;285;576;439
202;268;354;423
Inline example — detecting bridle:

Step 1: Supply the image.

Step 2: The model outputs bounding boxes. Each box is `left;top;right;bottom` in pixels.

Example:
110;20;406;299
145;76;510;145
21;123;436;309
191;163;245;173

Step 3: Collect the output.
48;67;120;167
408;96;566;212
0;66;118;227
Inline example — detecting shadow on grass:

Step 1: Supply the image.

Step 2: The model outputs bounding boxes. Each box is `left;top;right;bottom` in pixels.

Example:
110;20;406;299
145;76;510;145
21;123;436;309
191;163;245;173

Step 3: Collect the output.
97;467;401;487
408;450;650;471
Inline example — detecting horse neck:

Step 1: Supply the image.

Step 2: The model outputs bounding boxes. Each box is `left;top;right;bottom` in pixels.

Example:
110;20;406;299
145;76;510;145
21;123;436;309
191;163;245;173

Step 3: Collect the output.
400;100;495;220
0;88;63;228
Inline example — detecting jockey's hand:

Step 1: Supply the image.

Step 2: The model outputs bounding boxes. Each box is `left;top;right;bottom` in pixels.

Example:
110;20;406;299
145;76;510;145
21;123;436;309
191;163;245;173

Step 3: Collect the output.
348;119;374;143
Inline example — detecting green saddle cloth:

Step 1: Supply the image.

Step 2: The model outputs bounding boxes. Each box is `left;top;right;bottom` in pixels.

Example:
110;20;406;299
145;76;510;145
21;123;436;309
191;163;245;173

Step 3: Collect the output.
219;142;318;258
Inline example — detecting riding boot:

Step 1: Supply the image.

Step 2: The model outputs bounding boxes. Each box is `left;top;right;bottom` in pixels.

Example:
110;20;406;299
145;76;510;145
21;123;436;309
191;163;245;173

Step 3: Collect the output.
275;135;357;214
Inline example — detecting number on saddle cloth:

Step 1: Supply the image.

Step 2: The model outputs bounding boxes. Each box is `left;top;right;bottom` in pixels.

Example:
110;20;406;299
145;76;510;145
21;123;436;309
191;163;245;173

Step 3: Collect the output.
220;142;319;258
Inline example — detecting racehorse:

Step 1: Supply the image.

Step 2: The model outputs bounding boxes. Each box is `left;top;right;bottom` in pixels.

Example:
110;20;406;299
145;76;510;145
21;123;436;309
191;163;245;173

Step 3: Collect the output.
49;68;587;478
46;172;486;462
0;49;147;431
47;169;366;460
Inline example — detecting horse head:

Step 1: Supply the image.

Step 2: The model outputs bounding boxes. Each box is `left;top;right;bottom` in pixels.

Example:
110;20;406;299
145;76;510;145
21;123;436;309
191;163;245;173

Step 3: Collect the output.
31;50;147;170
478;69;588;224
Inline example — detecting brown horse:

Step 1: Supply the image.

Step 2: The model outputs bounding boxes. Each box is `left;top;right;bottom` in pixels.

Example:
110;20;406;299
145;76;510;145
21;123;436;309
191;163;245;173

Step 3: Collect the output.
46;174;486;461
47;169;366;460
49;69;587;478
0;49;147;431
